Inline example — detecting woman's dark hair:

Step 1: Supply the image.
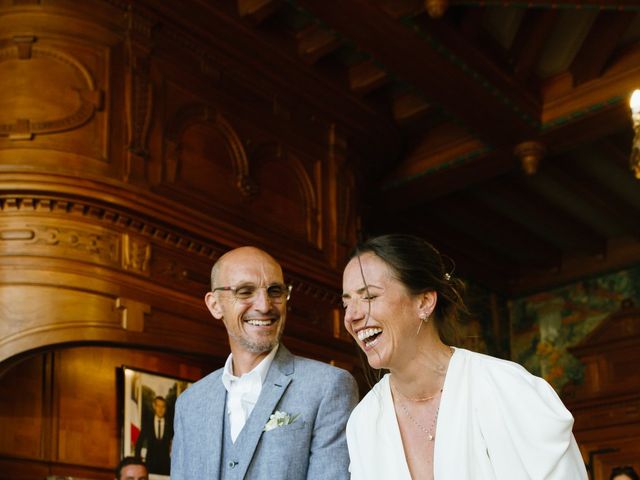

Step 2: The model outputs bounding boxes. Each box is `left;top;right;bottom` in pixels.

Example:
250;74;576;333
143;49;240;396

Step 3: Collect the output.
349;233;468;346
610;466;640;480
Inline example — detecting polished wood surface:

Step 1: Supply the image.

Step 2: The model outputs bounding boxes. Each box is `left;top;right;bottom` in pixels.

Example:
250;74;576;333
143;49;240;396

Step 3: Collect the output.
0;0;360;476
0;347;222;480
565;307;640;480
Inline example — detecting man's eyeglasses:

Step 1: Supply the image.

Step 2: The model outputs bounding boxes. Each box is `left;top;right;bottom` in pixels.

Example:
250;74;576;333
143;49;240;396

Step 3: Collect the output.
212;283;292;303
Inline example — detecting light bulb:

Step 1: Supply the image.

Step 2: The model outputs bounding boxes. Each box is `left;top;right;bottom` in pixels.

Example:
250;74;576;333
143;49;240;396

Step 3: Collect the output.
631;89;640;114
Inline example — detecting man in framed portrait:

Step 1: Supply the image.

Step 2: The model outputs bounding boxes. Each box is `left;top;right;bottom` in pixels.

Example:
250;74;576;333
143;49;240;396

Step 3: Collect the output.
134;396;172;475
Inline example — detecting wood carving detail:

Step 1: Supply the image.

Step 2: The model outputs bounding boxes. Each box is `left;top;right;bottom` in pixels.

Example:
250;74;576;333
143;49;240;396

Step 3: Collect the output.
0;195;333;299
116;297;150;332
0;223;119;265
0;36;103;140
121;233;151;275
125;7;156;181
164;104;257;197
251;142;319;243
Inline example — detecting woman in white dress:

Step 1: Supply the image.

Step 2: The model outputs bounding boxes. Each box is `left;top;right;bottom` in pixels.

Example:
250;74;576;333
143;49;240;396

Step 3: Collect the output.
341;234;588;480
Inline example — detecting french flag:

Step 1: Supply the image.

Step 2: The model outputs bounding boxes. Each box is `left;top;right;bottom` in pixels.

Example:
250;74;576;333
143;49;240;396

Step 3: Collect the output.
130;396;141;447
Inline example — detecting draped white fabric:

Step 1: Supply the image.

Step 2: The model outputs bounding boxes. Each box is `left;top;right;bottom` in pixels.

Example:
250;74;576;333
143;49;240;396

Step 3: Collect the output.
346;348;588;480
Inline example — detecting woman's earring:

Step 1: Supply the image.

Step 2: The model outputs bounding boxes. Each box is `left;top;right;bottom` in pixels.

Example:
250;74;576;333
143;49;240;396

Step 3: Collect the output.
416;312;429;335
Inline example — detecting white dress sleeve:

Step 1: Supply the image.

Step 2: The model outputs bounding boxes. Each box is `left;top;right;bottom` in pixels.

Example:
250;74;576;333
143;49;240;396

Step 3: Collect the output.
474;355;588;480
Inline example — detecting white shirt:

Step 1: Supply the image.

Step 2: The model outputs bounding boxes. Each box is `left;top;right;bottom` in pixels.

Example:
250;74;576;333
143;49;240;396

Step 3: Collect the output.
347;348;588;479
221;344;279;442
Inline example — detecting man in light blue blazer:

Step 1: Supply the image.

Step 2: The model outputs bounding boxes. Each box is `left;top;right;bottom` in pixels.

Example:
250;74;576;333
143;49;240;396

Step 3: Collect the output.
171;246;359;480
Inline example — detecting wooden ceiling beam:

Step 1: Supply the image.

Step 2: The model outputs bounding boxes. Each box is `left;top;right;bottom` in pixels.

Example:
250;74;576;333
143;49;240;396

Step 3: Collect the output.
392;91;431;124
378;145;514;212
510;9;558;82
541;101;630;151
457;7;485;39
570;12;636;87
541;164;640;239
386;122;487;181
295;0;539;146
472;176;606;256
374;0;423;19
295;24;342;64
597;138;633;170
377;98;630;212
415;223;514;293
511;236;640;296
153;0;404;167
429;195;563;267
364;210;514;292
237;0;284;25
348;59;390;95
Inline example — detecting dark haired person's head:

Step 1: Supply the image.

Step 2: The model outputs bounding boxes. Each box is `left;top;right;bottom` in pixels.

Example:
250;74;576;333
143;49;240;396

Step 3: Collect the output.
342;234;467;372
152;395;167;418
115;456;148;480
346;233;466;345
610;466;640;480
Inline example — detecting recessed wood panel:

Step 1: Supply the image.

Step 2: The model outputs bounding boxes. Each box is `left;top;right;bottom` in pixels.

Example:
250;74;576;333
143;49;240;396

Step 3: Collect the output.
0;345;221;479
0;355;44;459
251;154;314;241
0;34;110;166
174;121;242;203
565;308;640;479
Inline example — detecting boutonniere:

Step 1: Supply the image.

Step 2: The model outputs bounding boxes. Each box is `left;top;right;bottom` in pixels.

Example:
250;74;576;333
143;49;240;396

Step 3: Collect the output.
264;410;300;432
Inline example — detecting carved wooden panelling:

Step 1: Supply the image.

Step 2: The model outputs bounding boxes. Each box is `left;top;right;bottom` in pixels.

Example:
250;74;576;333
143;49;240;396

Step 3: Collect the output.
565;308;640;479
0;285;118;353
573;397;640;432
251;148;318;243
151;245;211;296
0;1;360;477
124;6;155;182
0;346;222;479
0;33;109;163
0;218;120;267
121;233;151;274
162;99;255;199
162;98;320;245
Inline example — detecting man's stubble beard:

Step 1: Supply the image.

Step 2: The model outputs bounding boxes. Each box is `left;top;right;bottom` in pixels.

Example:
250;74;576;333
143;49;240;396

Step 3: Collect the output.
230;319;286;354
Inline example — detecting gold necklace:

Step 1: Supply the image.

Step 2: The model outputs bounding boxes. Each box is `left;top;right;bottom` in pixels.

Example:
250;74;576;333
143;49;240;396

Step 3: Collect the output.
391;382;442;441
391;380;443;402
398;402;440;441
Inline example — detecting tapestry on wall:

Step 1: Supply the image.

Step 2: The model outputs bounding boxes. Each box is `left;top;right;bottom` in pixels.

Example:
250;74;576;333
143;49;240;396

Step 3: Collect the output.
510;265;640;391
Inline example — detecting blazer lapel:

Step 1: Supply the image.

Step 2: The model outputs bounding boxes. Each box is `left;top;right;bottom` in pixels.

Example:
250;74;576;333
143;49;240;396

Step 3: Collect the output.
234;346;294;479
201;373;227;478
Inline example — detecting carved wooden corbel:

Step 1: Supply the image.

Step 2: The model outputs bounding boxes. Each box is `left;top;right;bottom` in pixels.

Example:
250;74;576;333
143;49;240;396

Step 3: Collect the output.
124;6;156;183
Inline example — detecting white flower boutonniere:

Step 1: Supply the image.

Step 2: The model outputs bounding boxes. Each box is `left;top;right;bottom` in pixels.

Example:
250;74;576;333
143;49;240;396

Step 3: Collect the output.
264;410;300;432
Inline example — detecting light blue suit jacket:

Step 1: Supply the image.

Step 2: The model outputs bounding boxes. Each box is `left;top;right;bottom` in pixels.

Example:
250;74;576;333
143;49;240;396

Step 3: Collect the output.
171;345;359;479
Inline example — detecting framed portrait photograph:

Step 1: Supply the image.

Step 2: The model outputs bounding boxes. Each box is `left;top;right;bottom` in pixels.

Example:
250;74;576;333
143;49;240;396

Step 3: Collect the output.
121;367;192;480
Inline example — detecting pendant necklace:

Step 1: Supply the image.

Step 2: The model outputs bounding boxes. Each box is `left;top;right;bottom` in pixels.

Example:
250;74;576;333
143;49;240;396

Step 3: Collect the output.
398;402;439;441
392;382;442;441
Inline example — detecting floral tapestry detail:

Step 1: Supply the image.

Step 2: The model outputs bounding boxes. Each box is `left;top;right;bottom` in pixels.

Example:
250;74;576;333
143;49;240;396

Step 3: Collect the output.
510;265;640;392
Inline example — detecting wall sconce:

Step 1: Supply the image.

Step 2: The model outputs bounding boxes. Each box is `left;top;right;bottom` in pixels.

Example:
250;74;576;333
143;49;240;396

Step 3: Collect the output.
631;89;640;179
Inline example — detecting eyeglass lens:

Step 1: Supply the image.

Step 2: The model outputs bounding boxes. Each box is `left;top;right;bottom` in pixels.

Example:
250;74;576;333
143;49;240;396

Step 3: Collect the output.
234;284;289;302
